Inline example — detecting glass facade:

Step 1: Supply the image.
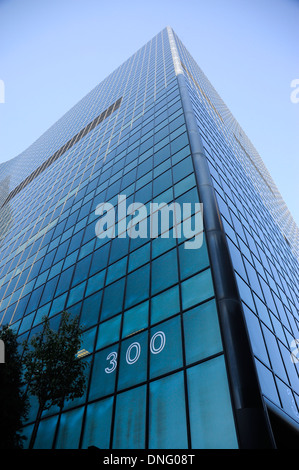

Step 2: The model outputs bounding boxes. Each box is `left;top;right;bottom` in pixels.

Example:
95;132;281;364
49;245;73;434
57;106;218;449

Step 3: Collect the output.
0;27;298;449
172;29;299;445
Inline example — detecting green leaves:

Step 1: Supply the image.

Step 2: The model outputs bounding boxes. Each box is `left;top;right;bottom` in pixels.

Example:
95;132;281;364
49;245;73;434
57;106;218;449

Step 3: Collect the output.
23;311;87;411
0;325;29;449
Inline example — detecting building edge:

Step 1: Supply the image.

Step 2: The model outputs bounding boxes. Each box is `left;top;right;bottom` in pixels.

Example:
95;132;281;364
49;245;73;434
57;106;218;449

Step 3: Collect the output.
167;27;276;449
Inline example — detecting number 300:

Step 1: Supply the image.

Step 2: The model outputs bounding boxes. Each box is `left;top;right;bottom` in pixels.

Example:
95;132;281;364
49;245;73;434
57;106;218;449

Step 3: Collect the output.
105;331;166;374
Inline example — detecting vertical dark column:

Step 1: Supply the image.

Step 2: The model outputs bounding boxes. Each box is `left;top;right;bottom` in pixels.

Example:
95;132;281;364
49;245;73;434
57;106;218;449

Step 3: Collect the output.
176;71;275;449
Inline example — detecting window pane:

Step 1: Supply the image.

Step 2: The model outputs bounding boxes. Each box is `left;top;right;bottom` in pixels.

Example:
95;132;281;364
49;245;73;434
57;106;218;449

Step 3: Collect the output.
117;331;147;390
96;315;121;349
80;291;102;329
243;304;270;366
178;235;209;279
122;301;149;338
40;277;59;307
153;169;172;197
149;372;188;449
151;285;180;325
90;243;110;276
187;356;238;449
125;264;150;309
49;293;67;317
82;397;113;449
106;257;127;284
55;407;84;449
112;386;146;449
85;269;106;297
183;299;222;365
151;230;176;259
55;266;74;296
151;248;178;295
81;327;96;355
181;269;214;311
89;346;119;401
128;243;150;272
150;316;183;379
66;281;86;308
101;278;125;321
109;237;129;264
254;359;280;406
34;416;58;449
72;255;92;286
172;156;194;183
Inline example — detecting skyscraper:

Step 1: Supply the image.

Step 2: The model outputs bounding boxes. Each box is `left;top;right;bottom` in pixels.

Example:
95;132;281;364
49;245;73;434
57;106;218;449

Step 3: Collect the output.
0;27;298;449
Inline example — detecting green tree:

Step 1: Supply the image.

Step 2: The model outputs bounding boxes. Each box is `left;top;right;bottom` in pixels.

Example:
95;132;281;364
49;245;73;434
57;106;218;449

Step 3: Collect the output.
0;325;29;449
23;312;87;449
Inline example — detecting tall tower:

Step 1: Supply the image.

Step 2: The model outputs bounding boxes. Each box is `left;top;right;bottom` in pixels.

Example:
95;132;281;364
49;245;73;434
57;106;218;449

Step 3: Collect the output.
0;27;298;449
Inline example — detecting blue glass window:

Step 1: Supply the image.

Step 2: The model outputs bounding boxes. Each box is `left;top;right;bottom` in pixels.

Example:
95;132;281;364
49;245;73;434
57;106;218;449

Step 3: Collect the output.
122;301;149;338
72;255;92;287
101;277;125;321
151;285;180;325
151;248;178;295
187;356;238;448
151;229;176;258
63;249;78;270
106;257;127;284
150;316;183;379
109;238;130;264
33;303;51;326
261;325;288;382
153;169;172;197
183;299;222;364
172;156;194;184
149;372;188;449
85;269;106;297
178;236;209;279
254;359;280;406
96;314;121;350
174;173;196;198
39;276;59;307
55;407;84;449
112;386;146;449
90;243;110;276
243;304;270;366
181;268;214;311
25;286;43;314
117;331;147;390
89;346;119;401
82;397;113;449
49;293;67;317
33;416;57;449
125;264;150;309
66;281;86;308
170;132;189;155
81;326;97;354
55;266;74;296
235;273;255;312
153;143;171;167
128;243;150;272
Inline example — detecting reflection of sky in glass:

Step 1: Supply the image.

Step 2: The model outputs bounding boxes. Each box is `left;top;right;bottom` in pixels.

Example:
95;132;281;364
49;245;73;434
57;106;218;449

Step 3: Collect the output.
1;0;298;224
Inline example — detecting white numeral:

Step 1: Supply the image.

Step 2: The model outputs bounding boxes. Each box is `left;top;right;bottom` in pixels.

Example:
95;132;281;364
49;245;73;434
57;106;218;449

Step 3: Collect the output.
105;351;118;373
126;342;141;364
150;331;166;354
104;331;166;373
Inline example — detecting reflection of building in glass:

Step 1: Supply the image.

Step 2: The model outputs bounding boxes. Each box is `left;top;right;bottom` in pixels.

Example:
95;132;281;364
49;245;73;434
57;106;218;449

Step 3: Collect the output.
0;27;298;449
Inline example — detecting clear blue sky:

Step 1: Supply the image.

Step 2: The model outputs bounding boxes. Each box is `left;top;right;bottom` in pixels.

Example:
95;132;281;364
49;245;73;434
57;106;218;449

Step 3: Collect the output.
0;0;298;225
